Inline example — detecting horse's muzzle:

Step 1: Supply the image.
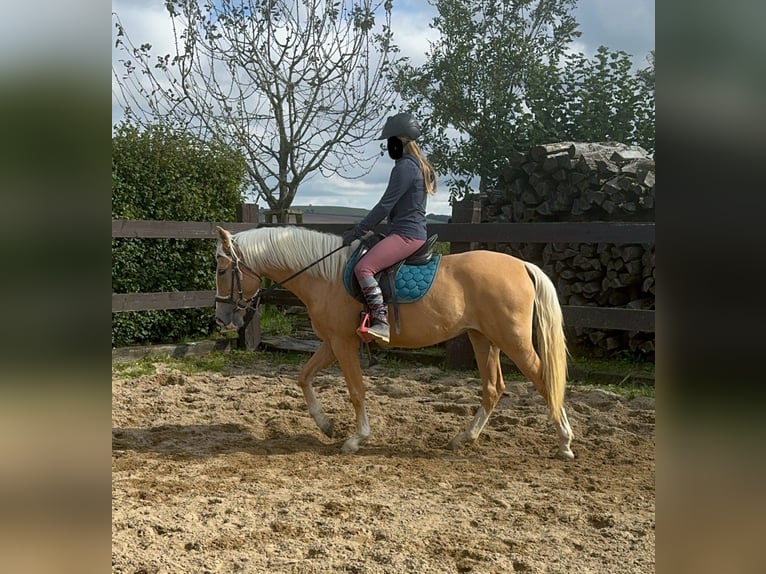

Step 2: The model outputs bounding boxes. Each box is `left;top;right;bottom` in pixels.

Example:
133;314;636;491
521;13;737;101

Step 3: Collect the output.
215;302;245;331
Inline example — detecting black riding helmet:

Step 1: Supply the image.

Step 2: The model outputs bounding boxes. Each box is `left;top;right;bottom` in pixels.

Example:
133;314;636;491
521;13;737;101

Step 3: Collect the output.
378;112;421;141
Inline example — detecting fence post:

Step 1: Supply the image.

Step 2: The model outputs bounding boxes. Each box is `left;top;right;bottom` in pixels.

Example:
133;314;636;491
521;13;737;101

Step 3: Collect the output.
445;198;482;370
236;203;261;350
263;208;304;224
236;203;260;227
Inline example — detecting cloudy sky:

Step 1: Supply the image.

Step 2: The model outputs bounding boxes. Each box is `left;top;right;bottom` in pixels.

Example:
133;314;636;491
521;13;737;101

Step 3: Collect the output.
112;0;654;215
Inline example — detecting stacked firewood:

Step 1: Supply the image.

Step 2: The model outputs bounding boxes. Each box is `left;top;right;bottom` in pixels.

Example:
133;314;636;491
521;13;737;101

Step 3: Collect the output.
542;242;655;356
487;141;655;222
483;142;655;358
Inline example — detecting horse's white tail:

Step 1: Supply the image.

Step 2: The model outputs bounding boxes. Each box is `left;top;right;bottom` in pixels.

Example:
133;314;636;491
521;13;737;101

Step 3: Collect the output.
524;262;568;424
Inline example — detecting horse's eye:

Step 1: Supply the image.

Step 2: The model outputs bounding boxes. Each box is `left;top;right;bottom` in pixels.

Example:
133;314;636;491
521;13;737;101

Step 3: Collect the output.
217;269;227;275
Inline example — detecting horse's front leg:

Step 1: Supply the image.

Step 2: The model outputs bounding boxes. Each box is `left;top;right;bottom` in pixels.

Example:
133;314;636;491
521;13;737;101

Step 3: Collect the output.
330;337;369;454
297;341;338;438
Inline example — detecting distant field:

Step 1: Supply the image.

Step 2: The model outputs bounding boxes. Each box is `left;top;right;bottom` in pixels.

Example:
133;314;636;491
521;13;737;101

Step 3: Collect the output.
292;205;368;217
291;206;365;224
286;205;449;224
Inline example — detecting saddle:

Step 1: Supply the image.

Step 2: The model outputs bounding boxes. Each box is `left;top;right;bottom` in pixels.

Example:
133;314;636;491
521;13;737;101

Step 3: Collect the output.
343;233;441;336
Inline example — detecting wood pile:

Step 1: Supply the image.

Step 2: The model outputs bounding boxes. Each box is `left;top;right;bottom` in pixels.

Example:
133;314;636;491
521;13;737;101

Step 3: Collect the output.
489;141;655;223
544;242;655;356
483;142;655;358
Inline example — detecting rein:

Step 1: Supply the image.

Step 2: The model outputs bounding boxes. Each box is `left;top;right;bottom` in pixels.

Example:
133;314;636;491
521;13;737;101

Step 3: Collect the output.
215;240;347;312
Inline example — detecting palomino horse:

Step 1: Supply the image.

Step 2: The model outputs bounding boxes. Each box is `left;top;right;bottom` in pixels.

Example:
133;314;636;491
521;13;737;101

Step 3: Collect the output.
214;225;574;459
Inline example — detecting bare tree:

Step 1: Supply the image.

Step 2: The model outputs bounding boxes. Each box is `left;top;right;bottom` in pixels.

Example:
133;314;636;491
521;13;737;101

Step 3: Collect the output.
113;0;400;211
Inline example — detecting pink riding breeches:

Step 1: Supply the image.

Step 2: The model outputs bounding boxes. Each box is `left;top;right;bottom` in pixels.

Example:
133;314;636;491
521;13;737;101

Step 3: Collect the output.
354;234;426;282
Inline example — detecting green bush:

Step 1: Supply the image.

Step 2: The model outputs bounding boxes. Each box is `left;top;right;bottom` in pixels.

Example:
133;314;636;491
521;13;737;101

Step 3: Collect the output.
112;122;247;346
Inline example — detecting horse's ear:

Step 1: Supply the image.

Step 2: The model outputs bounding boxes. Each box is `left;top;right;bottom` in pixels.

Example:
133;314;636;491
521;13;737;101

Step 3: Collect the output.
216;226;233;252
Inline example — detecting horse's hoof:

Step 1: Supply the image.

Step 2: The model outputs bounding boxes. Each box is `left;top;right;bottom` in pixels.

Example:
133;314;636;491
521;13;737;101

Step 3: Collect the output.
321;420;334;438
557;448;575;460
340;439;359;454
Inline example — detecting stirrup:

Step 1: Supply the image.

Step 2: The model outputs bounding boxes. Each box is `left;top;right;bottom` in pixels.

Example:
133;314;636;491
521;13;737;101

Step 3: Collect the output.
356;312;373;343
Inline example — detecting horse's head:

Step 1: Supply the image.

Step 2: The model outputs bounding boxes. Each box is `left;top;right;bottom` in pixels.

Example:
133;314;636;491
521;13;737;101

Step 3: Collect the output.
214;226;262;331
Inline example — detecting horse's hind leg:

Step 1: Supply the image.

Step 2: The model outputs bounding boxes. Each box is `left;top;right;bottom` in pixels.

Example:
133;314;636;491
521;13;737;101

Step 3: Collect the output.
498;335;574;460
555;406;574;460
297;341;337;438
449;331;505;451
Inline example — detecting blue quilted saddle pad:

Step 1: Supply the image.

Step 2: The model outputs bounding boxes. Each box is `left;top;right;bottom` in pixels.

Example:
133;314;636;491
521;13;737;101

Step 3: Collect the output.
343;253;442;303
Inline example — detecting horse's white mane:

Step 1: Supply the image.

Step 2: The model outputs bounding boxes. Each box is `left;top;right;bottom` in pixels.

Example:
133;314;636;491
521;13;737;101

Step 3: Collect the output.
231;226;349;282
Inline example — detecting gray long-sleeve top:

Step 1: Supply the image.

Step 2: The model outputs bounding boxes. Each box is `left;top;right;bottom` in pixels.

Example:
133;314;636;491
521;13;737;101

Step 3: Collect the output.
355;155;428;240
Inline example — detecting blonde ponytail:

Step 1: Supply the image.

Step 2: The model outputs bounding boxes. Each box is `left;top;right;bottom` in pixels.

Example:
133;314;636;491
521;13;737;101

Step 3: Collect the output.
404;141;437;196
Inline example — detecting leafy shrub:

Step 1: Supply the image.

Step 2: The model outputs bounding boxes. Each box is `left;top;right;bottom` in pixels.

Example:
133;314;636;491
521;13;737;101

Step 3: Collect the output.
112;122;247;346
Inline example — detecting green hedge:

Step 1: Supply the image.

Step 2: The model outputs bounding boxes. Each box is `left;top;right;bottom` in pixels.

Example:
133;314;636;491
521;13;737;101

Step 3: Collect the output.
112;123;247;347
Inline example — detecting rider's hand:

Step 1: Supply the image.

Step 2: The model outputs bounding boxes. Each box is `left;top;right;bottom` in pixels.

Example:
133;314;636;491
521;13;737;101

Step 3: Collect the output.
342;228;360;246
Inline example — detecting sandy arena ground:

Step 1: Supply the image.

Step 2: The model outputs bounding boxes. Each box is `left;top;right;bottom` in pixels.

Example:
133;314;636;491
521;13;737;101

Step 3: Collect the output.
112;356;654;573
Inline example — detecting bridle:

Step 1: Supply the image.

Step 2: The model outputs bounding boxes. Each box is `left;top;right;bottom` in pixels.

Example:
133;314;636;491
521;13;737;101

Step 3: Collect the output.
214;243;264;312
214;238;348;313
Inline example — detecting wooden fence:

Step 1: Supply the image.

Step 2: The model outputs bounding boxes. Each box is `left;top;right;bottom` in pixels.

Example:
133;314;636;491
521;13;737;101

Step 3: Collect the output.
112;204;655;364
